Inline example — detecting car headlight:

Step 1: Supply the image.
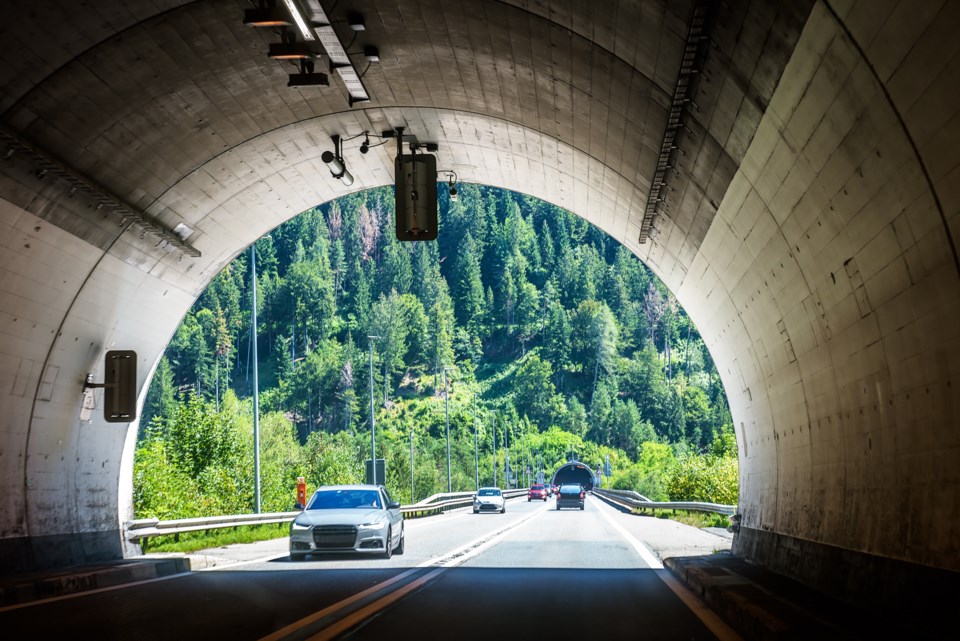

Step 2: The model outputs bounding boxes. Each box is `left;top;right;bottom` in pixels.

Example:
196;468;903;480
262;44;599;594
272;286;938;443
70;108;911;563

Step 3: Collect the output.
290;520;311;531
359;521;387;530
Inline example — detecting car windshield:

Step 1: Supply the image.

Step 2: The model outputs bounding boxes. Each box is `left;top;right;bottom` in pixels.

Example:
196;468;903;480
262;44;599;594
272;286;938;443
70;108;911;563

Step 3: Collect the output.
307;489;382;510
531;485;544;490
560;485;581;492
478;489;501;496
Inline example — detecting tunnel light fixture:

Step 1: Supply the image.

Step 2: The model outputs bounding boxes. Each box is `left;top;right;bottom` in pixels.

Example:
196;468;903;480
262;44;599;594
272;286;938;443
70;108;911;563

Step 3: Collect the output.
282;0;316;41
444;171;458;201
244;6;292;28
322;135;354;187
348;12;366;31
288;58;328;87
269;41;315;60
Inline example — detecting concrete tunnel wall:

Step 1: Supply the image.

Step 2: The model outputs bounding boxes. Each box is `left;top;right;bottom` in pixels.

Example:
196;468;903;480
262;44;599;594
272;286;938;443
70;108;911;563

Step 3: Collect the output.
0;0;957;611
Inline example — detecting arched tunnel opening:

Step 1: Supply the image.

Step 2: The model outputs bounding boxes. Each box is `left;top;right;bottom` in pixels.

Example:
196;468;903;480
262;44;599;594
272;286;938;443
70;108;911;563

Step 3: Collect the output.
549;462;595;492
0;1;957;633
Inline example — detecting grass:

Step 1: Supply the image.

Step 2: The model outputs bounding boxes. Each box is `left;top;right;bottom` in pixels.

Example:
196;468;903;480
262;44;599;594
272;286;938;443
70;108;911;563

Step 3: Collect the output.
632;508;730;529
140;523;289;554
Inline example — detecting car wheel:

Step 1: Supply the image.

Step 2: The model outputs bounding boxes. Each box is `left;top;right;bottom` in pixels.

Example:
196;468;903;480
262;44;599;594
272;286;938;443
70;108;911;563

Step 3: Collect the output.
527;497;531;502
473;508;479;514
290;552;306;561
395;530;405;555
383;527;393;560
501;505;506;513
580;504;584;510
556;504;561;510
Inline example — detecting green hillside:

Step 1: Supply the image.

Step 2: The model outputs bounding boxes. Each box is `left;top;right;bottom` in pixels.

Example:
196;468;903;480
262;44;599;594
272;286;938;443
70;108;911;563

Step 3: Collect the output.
135;185;737;520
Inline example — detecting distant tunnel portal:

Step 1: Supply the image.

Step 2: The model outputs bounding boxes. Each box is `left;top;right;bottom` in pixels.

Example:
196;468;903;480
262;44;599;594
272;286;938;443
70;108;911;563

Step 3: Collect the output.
550;462;594;491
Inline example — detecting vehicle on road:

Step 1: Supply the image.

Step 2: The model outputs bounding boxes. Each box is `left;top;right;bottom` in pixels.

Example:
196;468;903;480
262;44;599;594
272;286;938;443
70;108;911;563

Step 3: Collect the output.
473;487;506;513
528;484;548;501
557;483;585;510
289;484;404;560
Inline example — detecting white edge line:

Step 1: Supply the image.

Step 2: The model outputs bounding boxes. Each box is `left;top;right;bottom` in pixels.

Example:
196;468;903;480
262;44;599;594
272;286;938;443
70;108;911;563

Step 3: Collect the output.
594;497;663;568
594;497;743;641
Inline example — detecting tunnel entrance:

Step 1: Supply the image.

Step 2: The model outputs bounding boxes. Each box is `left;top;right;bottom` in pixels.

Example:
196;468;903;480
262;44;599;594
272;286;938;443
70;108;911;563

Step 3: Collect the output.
550;462;595;492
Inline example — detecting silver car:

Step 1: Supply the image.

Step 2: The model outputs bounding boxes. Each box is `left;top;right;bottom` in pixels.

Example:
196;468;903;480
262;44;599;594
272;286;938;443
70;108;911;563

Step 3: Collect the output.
289;484;404;560
473;487;506;513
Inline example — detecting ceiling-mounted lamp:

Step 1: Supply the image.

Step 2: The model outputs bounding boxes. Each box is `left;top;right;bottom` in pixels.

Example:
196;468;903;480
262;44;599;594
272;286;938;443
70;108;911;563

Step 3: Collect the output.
288;58;329;87
445;171;459;202
269;25;317;59
281;0;316;41
321;135;354;187
348;12;366;31
244;3;292;28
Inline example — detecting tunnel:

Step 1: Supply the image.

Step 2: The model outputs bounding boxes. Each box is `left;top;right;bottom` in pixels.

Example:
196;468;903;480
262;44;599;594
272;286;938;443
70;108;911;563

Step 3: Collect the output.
550;462;595;492
0;0;957;622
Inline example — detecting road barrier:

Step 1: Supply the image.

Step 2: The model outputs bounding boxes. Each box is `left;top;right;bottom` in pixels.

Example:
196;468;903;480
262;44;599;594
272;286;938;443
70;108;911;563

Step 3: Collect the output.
591;488;736;516
125;489;529;544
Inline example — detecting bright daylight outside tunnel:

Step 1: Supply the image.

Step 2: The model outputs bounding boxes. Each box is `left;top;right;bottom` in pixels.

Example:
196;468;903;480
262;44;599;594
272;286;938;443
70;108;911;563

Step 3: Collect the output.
0;0;958;637
134;185;738;532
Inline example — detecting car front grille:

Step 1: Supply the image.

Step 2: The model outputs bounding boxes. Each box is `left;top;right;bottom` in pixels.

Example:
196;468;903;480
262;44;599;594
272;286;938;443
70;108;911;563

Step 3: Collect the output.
312;525;358;548
478;504;500;511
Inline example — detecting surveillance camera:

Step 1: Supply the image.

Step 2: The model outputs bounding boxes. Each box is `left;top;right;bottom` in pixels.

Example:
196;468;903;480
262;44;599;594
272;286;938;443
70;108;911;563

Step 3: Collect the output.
360;142;369;154
449;186;458;201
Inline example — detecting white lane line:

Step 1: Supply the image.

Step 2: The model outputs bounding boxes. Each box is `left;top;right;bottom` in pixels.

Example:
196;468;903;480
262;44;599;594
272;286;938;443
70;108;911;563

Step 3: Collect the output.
593;496;663;568
593;496;743;640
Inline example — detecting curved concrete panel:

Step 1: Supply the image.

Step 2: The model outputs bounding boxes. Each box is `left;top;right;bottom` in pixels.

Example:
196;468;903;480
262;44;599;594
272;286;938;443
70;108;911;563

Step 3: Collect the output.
0;0;956;613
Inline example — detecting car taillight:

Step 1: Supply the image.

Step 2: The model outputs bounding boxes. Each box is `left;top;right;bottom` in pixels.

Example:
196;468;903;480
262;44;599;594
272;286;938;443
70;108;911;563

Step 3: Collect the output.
580;491;585;499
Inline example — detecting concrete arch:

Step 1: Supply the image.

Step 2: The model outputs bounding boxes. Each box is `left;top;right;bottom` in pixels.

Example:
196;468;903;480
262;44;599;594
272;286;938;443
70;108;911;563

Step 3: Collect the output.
0;0;957;613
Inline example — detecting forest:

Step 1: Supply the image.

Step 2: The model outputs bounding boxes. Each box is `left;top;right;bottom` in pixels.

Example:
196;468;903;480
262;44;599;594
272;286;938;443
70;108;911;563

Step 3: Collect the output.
135;185;738;520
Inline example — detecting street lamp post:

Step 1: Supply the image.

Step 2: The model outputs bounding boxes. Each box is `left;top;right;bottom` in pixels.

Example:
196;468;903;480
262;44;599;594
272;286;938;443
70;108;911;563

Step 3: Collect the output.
473;395;479;491
368;335;380;485
492;411;497;487
444;367;451;493
251;244;261;514
410;426;415;503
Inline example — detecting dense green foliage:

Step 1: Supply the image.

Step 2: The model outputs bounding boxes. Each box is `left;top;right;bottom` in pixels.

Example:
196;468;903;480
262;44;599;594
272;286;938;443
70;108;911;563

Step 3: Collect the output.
135;186;737;518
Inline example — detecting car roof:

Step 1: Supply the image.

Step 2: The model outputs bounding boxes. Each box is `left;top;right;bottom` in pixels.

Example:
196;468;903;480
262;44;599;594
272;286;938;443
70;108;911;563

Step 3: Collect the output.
478;486;502;490
312;484;382;491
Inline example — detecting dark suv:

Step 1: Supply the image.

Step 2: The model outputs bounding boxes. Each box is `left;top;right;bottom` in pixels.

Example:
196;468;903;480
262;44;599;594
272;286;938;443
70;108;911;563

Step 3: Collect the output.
556;483;585;510
527;484;548;501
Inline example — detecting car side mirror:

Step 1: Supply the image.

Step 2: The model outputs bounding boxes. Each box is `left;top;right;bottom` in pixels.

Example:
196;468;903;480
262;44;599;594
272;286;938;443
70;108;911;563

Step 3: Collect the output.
294;502;304;511
387;501;401;509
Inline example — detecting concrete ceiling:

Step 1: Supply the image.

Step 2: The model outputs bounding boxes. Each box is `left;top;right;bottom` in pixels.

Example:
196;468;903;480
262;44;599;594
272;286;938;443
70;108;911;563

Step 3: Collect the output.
0;0;958;609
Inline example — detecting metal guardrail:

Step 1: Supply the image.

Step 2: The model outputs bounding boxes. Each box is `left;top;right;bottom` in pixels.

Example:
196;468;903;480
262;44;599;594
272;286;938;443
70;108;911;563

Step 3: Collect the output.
591;488;736;516
125;489;529;543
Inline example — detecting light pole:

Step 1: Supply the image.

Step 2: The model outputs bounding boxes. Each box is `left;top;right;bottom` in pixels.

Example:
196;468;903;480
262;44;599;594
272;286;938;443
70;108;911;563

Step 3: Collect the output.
251;244;261;513
368;335;380;485
473;395;479;491
504;421;510;489
444;367;451;493
410;425;415;503
492;411;497;487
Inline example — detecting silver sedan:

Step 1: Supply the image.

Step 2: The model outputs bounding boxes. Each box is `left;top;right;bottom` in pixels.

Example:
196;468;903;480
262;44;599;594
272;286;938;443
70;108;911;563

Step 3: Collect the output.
473;487;506;513
289;484;405;559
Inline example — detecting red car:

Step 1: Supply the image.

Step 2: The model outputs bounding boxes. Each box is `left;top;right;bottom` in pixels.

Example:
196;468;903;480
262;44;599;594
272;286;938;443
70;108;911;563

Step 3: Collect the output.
527;484;548;501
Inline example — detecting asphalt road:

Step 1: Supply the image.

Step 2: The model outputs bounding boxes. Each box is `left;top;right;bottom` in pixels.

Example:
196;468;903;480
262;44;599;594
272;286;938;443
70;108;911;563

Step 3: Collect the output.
1;494;737;640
